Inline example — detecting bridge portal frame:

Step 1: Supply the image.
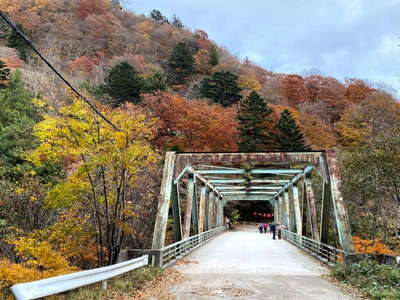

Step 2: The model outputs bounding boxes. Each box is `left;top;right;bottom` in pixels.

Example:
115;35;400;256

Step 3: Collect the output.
152;151;353;253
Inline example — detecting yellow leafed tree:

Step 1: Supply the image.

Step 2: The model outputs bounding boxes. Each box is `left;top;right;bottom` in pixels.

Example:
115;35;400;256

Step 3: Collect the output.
0;237;76;298
27;96;159;266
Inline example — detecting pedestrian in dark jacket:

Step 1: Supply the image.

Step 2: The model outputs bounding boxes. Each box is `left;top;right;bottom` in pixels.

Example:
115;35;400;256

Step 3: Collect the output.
258;224;263;234
270;223;276;239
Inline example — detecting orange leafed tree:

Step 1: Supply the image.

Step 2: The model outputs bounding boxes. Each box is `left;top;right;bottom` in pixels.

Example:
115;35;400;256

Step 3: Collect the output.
337;91;400;149
141;92;239;151
345;78;375;104
281;74;309;106
76;0;108;19
69;56;100;75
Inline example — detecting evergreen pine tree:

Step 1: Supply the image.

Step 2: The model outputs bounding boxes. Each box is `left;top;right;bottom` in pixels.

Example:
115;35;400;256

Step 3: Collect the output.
0;71;39;177
274;109;311;151
101;62;144;106
167;42;196;84
143;71;167;93
150;9;169;24
172;14;184;29
200;70;242;107
7;24;30;61
209;46;219;66
237;91;272;151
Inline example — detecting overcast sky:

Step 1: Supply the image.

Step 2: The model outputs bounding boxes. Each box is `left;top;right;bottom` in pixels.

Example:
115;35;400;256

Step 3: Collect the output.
124;0;400;97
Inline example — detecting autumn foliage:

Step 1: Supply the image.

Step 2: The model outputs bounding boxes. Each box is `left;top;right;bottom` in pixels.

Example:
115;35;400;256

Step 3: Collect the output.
281;74;309;106
69;55;101;75
76;0;108;19
141;92;239;151
0;237;76;297
1;0;400;294
353;236;397;256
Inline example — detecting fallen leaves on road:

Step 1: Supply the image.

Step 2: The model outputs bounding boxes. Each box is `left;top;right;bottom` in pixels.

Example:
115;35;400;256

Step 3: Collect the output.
191;285;254;298
110;268;185;300
175;259;199;266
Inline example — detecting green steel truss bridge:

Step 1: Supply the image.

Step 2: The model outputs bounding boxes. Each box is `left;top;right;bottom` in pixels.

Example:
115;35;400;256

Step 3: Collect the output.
152;151;354;256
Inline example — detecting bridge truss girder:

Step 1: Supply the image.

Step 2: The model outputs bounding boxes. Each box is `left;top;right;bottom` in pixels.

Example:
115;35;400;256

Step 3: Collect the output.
152;151;354;253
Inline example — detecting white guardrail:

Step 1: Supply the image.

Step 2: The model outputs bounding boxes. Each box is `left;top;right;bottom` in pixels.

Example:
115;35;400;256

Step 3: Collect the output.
10;255;148;300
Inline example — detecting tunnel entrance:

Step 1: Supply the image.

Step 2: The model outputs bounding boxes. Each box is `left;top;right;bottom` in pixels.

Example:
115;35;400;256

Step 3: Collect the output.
224;200;273;223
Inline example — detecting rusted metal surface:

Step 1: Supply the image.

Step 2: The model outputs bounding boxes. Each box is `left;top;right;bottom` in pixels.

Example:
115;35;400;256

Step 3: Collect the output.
305;174;320;241
292;184;303;235
152;152;176;249
283;190;291;229
198;185;207;233
207;192;214;230
174;152;329;181
325;151;354;253
171;183;182;242
223;195;273;201
191;182;199;235
182;175;195;239
320;182;331;244
278;195;283;224
288;185;297;232
215;195;221;227
196;169;303;174
204;189;209;231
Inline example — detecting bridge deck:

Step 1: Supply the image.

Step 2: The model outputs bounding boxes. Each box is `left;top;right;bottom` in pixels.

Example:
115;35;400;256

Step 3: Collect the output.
169;227;355;299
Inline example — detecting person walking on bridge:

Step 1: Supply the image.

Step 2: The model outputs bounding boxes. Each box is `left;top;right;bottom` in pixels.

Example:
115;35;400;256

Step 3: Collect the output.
270;223;276;239
276;223;282;239
263;223;268;234
258;224;263;234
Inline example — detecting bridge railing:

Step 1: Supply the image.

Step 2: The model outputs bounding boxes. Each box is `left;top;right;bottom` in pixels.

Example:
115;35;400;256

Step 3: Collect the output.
160;226;226;268
281;229;346;265
10;255;148;300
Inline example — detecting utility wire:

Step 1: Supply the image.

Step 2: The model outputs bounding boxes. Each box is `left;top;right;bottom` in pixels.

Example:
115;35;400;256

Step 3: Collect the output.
0;11;121;131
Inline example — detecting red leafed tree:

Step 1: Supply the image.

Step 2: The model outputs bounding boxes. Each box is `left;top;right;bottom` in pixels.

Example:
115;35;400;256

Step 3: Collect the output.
345;78;375;104
69;55;100;75
305;75;346;103
76;0;108;19
141;92;239;151
304;75;348;124
280;74;309;106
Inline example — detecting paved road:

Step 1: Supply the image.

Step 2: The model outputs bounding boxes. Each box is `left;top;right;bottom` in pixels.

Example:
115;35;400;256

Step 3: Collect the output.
169;227;354;300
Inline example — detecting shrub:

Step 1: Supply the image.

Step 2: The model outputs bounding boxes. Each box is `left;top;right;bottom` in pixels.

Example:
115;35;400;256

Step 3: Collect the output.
0;237;76;298
332;260;400;299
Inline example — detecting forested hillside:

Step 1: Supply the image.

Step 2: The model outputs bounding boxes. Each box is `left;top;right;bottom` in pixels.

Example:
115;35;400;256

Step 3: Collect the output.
0;0;399;295
1;0;395;151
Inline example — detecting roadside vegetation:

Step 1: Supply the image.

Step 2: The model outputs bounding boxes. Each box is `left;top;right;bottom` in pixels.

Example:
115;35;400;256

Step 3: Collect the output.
57;266;163;300
332;260;400;300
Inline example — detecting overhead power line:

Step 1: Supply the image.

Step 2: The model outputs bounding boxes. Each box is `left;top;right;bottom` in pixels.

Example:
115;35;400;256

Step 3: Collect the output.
0;11;120;131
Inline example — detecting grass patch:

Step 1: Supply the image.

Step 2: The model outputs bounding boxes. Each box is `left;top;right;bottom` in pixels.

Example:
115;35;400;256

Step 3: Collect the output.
54;266;163;300
331;259;400;300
